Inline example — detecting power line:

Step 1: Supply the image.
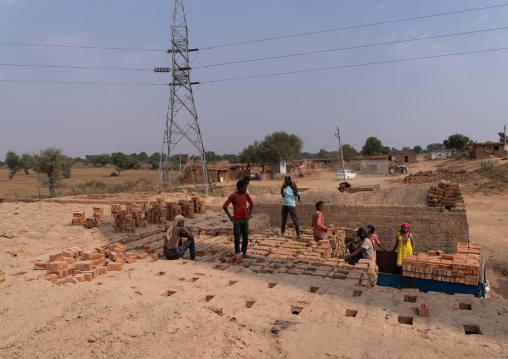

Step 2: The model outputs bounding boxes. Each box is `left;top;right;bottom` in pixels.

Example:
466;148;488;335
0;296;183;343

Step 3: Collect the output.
0;79;165;85
202;3;508;50
195;26;508;69
202;47;508;84
0;41;166;52
0;63;152;71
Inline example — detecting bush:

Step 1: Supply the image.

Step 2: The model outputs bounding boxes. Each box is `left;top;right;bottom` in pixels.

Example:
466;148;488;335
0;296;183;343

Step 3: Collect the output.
480;160;497;171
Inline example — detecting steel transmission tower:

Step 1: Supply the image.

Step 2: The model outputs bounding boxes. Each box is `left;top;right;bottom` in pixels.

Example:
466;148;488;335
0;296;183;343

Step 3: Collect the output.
155;0;210;194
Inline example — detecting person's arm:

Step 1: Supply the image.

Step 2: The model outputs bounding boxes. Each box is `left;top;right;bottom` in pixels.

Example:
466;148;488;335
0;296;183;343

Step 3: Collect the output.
223;195;234;222
246;194;254;219
345;247;362;260
318;213;327;232
180;228;194;241
281;183;286;195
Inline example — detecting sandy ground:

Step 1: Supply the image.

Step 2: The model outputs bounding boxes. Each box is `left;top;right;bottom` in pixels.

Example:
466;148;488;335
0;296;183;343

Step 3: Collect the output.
1;157;508;358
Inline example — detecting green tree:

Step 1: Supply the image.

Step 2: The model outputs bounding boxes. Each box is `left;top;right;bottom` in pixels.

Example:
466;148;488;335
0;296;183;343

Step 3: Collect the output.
204;151;220;164
413;145;423;154
19;153;34;175
222;154;239;164
426;143;444;152
149;152;161;170
401;146;412;153
317;149;330;158
340;144;359;161
32;148;74;198
138;151;149;162
239;141;261;168
498;132;507;142
443;134;470;151
5;151;20;180
256;132;303;166
111;152;140;174
361;137;384;156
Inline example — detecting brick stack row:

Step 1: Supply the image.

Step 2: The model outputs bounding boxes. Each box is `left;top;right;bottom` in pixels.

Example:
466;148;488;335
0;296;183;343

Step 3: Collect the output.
402;242;480;285
93;207;104;219
428;181;463;207
191;196;206;214
84;217;99;229
72;211;86;226
33;243;156;286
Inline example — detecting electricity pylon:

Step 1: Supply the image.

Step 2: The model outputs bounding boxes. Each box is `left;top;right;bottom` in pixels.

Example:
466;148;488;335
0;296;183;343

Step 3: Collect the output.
155;0;210;194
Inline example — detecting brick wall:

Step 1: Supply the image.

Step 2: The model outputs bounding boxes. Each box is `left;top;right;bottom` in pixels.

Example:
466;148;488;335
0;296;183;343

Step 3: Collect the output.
208;203;469;254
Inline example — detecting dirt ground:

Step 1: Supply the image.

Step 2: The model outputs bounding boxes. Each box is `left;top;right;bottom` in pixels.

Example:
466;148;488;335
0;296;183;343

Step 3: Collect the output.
1;156;508;358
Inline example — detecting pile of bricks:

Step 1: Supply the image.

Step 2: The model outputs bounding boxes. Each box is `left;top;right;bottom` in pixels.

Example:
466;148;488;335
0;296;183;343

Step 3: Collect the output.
33;243;156;286
402;242;480;285
126;202;137;211
72;211;86;226
428;181;463;208
84;217;99;229
114;210;136;233
147;203;167;225
191;196;206;214
93;207;104;220
111;204;122;215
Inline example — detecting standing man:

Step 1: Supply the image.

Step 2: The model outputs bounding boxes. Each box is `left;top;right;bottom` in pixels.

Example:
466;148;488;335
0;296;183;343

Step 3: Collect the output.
223;180;254;259
164;215;197;261
312;201;327;242
280;176;301;239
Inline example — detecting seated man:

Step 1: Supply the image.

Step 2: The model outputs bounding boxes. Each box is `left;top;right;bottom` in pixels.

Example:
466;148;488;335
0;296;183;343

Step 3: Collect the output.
164;215;197;261
344;227;375;265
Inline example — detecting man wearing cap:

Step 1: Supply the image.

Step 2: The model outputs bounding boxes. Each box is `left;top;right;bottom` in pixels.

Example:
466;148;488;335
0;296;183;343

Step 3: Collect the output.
164;215;197;261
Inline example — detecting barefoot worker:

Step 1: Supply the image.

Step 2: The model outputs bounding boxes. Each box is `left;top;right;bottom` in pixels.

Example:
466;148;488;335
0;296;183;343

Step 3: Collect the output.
344;227;375;265
280;176;301;239
312;201;327;242
223;180;254;259
164;215;197;261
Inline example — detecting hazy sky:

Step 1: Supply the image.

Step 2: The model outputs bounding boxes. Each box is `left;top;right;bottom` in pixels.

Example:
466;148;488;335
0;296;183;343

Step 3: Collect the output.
1;0;508;159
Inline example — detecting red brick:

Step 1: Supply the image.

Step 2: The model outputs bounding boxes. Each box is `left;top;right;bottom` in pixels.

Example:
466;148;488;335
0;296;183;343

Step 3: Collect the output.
107;262;123;271
74;260;94;271
49;253;63;262
96;267;107;275
138;252;148;260
82;272;93;281
34;262;49;270
48;261;68;271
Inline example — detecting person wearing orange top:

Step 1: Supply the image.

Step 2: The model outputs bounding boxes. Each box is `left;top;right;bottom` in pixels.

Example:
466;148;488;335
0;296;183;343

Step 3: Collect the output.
311;201;327;242
367;224;386;264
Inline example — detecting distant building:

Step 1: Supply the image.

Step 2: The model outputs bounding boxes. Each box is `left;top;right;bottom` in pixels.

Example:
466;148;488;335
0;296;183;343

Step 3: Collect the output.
431;149;456;160
467;142;508;159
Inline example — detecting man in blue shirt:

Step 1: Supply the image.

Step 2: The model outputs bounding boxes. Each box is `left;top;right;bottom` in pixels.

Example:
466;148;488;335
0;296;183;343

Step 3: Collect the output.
280;176;301;239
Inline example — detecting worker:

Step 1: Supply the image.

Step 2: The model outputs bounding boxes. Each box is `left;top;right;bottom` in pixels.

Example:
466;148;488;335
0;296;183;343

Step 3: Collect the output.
164;215;197;261
312;201;327;242
280;176;301;239
344;227;375;265
367;224;387;264
392;223;415;274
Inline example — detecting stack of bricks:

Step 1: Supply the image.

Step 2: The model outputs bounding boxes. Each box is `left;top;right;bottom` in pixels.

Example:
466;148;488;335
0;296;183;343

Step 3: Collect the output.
114;210;135;233
179;199;194;219
126;202;137;211
428;181;463;208
111;204;122;215
34;242;155;285
147;203;167;225
72;211;86;226
402;242;480;285
93;207;104;220
84;217;99;229
131;209;147;228
191;196;206;214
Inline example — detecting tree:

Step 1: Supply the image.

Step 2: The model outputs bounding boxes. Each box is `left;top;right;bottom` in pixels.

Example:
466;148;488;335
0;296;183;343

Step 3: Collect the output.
32;148;73;198
149;152;161;170
361;137;384;156
498;132;507;142
111;152;140;174
256;132;303;166
401;146;412;153
5;151;20;180
413;145;423;154
317;149;330;158
138;151;149;162
443;134;470;151
426;143;444;152
19;153;34;175
222;154;239;164
340;144;359;161
204;151;220;164
239;141;261;167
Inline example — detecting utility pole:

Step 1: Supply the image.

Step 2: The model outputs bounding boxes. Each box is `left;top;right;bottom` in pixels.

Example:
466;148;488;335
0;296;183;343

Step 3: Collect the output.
155;0;210;195
504;124;506;151
335;127;346;183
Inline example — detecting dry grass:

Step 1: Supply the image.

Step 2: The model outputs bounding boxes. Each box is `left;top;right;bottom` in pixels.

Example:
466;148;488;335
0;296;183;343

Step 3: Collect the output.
0;166;158;199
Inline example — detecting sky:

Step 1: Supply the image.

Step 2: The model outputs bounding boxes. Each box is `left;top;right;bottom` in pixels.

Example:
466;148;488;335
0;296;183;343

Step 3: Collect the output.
1;0;508;160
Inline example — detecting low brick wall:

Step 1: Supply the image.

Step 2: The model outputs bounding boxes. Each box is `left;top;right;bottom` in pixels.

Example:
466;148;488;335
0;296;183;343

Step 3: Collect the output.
209;203;469;254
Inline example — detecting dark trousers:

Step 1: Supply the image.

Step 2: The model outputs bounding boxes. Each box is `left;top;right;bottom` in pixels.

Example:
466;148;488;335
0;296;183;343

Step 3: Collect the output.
165;238;196;260
233;219;249;254
281;205;300;235
348;243;363;265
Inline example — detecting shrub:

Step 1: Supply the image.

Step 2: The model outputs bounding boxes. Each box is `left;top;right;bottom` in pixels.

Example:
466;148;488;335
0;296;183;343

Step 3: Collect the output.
480;160;497;171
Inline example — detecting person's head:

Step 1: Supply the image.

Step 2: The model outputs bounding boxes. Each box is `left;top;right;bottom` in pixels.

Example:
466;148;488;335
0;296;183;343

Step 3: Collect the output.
357;227;368;239
316;201;324;211
243;176;251;184
367;224;375;235
175;215;185;227
400;222;409;233
284;176;292;184
236;179;248;193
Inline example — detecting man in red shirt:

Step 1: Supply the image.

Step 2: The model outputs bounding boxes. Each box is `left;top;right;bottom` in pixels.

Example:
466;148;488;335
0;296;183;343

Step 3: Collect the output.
223;180;254;258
